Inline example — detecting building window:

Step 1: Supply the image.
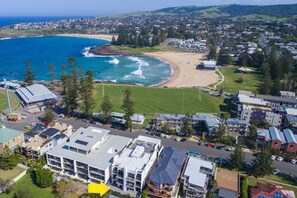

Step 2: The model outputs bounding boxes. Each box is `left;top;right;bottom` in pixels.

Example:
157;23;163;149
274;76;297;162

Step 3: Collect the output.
272;191;283;198
128;173;134;178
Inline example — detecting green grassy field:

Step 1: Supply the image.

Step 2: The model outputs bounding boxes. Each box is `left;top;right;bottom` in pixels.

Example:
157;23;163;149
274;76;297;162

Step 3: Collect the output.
0;90;20;112
217;65;261;93
0;166;26;182
0;173;56;198
110;45;181;53
94;84;227;114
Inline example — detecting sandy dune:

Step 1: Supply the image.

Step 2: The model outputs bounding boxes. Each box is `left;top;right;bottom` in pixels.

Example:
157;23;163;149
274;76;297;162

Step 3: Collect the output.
56;33;116;41
144;52;219;88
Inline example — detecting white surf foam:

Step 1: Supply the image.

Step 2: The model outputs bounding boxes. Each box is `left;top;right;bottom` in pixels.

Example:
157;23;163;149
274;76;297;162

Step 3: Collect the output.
0;37;12;41
108;58;120;65
127;56;149;67
130;66;145;79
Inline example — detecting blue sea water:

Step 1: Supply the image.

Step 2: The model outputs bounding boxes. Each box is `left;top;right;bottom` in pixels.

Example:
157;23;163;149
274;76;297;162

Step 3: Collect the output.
0;16;85;27
0;36;172;86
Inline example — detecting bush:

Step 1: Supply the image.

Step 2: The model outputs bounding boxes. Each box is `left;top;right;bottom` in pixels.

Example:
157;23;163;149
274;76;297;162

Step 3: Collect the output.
14;187;33;198
241;176;248;198
33;168;54;188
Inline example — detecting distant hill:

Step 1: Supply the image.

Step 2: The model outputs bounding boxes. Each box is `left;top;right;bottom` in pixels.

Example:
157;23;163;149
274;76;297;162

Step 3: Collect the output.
126;4;297;20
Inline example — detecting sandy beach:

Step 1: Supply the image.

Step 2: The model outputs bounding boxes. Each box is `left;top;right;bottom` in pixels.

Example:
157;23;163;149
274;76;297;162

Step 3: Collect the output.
144;52;219;88
56;33;116;41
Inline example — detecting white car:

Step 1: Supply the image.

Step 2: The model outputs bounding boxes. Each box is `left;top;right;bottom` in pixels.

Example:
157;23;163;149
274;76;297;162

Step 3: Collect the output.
175;137;181;142
31;122;37;127
291;159;297;164
270;155;276;160
95;122;102;126
226;147;235;151
165;135;171;139
160;133;166;138
58;114;65;118
276;156;284;161
272;169;280;175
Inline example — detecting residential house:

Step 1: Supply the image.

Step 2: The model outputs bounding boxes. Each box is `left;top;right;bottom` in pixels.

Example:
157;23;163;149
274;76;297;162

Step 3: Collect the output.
47;126;132;184
21;135;53;159
226;118;250;135
146;147;187;198
0;126;24;154
111;136;162;192
283;129;297;154
180;157;216;198
269;127;286;151
250;183;295;198
216;168;239;198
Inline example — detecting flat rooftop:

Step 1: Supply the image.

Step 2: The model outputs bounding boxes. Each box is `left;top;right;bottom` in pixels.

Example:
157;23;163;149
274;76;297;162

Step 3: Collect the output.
184;157;215;188
48;134;132;170
21;135;50;152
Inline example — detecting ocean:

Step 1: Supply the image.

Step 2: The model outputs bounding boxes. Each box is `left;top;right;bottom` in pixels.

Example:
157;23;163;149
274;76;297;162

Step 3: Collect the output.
0;36;172;86
0;16;85;27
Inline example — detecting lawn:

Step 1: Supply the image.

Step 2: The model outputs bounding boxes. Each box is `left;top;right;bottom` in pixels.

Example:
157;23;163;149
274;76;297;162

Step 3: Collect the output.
0;166;26;182
0;90;20;112
0;173;56;198
94;84;227;114
217;65;261;93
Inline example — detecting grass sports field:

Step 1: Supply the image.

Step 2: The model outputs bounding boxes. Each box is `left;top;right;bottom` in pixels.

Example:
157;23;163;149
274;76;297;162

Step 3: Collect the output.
94;84;227;114
0;90;20;112
217;65;261;93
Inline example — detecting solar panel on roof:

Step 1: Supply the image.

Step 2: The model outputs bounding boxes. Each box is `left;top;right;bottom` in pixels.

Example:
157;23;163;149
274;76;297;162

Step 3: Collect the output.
75;140;88;145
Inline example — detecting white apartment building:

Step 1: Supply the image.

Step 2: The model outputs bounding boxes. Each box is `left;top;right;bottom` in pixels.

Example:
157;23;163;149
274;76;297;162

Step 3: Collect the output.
181;157;216;198
111;136;162;192
46;126;132;184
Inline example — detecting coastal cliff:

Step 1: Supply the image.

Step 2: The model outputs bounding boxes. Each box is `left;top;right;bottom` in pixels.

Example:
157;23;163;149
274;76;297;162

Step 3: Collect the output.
89;44;140;56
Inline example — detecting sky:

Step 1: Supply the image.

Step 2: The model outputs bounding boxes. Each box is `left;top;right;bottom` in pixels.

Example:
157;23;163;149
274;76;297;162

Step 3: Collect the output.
0;0;296;17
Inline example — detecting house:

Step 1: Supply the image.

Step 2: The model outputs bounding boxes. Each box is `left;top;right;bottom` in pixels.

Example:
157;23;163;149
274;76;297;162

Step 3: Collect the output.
47;126;132;184
284;114;297;128
21;135;53;159
0;126;24;154
269;127;286;151
280;91;296;99
216;168;239;198
226;118;250;135
108;112;145;125
257;129;270;146
16;84;57;107
146;147;187;198
250;183;296;198
180;157;216;198
203;60;217;70
111;136;162;192
283;129;297;154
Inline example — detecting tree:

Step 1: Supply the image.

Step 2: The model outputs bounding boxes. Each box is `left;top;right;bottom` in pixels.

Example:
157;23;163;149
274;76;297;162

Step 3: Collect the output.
0;146;20;170
228;143;244;170
251;144;273;177
14;187;33;198
161;123;172;134
80;70;95;118
24;60;35;84
121;89;134;130
48;64;56;82
111;35;116;45
100;95;113;123
208;47;217;60
54;181;80;198
181;113;195;136
34;168;54;188
43;105;55;123
247;124;258;149
141;190;148;198
241;176;248;198
271;77;281;96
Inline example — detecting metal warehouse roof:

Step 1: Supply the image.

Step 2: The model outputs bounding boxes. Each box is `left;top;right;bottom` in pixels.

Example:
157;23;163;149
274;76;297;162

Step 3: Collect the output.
149;147;186;186
16;84;57;104
269;127;282;141
283;129;297;143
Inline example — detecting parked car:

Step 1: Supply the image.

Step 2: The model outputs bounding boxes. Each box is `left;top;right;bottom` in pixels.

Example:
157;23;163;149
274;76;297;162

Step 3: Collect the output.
272;169;280;175
276;156;284;161
160;133;166;138
31;122;36;127
186;150;198;156
291;159;297;164
198;141;206;146
165;135;171;139
270;155;276;160
206;142;214;147
175;137;181;142
95;122;102;126
245;162;253;169
180;138;187;142
215;157;228;164
58;114;65;118
226;147;235;151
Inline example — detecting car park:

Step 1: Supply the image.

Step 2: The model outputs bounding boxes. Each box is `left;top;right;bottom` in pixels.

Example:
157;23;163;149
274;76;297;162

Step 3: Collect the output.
270;155;276;160
276;156;284;161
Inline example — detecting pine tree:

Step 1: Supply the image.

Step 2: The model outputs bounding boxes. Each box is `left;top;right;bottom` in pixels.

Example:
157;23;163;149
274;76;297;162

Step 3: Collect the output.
111;35;116;45
100;95;113;123
121;89;134;130
43;105;55;123
80;70;95;118
48;64;56;82
228;143;244;170
251;144;273;177
271;77;281;96
181;113;195;136
260;63;272;94
24;61;35;84
208;47;217;60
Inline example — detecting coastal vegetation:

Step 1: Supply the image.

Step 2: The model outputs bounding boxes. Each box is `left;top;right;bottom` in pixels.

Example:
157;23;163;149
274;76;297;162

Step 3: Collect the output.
94;84;227;114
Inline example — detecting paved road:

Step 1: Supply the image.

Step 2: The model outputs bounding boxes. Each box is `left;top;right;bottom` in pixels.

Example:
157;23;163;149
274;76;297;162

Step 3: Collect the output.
61;118;297;177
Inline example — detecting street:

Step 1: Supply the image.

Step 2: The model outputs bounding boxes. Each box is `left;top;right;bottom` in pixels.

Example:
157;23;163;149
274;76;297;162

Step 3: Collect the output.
61;118;297;177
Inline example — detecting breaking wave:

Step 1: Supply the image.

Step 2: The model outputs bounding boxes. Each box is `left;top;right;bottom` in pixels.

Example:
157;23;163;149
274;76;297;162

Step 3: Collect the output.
127;56;149;67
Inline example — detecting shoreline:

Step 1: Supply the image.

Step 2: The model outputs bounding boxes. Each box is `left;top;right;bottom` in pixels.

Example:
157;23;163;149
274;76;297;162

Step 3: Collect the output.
55;33;116;41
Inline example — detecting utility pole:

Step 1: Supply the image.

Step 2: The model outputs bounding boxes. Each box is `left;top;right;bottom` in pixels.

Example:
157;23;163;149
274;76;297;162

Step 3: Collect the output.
181;91;185;114
102;84;105;98
4;79;12;114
